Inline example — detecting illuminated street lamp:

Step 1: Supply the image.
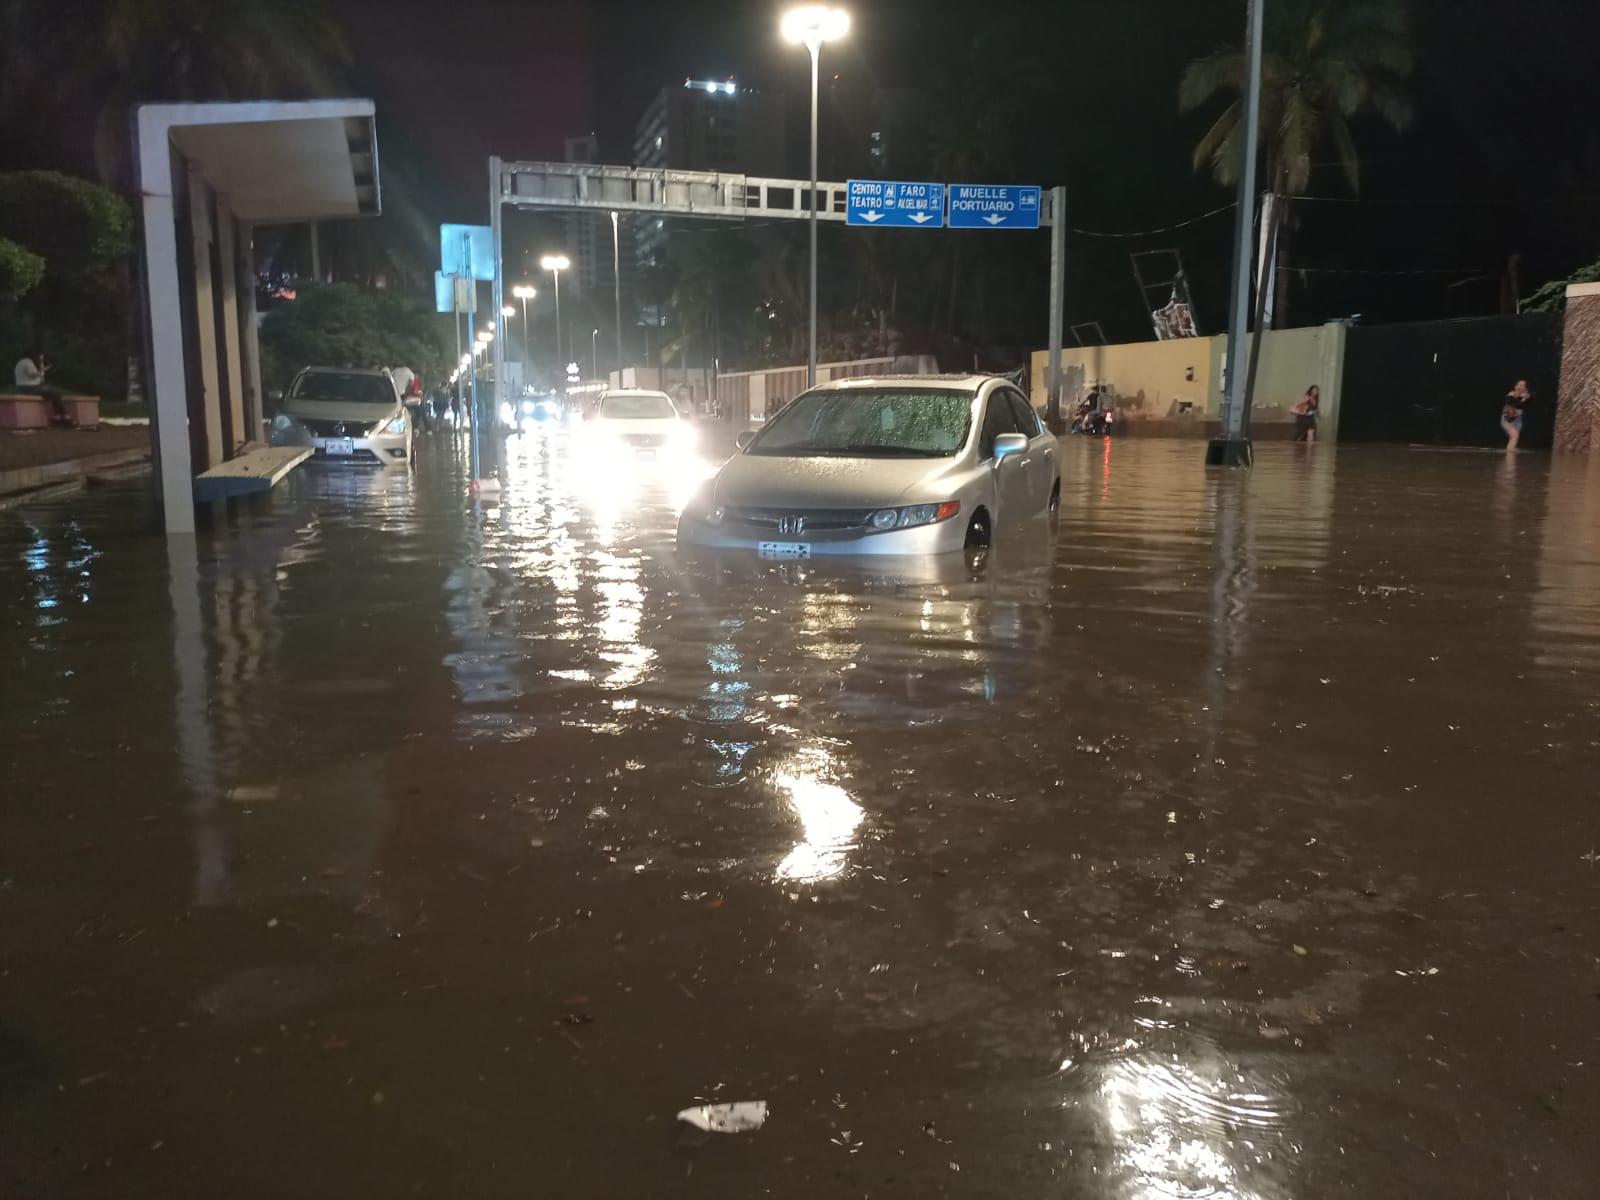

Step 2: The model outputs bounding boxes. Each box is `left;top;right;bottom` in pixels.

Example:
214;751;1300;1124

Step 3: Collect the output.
540;254;571;373
781;5;850;386
512;283;537;368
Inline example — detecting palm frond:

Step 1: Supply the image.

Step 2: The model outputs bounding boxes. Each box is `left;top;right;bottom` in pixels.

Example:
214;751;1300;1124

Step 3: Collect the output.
1178;50;1245;112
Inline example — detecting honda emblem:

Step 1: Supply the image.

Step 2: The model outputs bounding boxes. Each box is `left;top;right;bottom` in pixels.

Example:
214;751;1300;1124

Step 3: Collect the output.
777;515;806;536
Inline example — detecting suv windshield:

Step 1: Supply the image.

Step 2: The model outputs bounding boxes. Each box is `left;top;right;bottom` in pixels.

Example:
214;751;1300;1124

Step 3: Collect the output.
747;388;973;458
291;372;396;405
601;393;676;419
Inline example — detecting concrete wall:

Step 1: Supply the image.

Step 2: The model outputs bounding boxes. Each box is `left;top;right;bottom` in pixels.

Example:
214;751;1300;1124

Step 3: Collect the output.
1030;336;1218;423
1030;323;1347;438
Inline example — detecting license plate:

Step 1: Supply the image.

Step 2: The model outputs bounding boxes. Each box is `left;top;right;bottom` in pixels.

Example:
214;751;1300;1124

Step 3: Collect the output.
324;437;354;457
758;541;811;560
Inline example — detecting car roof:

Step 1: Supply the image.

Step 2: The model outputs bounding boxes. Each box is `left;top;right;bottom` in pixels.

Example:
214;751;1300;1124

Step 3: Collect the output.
601;388;673;398
808;373;1002;393
298;366;392;378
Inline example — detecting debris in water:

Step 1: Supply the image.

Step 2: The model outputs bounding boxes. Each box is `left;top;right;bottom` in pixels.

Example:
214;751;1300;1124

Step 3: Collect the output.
1292;944;1308;956
676;1101;767;1133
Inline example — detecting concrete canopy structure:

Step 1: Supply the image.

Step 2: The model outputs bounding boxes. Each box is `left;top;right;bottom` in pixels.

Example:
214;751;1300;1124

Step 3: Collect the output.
133;100;380;533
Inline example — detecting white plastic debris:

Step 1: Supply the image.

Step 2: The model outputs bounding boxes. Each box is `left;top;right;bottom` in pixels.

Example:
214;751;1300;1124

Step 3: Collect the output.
676;1101;768;1134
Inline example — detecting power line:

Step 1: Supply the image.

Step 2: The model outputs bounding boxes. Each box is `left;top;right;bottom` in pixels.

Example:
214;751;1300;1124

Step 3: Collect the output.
1069;202;1237;239
1280;264;1486;276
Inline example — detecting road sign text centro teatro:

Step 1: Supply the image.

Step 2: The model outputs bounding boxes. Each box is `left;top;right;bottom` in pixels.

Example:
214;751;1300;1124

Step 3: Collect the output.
846;179;945;227
846;181;1042;230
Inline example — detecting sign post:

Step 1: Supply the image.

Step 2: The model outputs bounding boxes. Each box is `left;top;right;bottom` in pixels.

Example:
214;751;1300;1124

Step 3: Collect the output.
440;223;493;489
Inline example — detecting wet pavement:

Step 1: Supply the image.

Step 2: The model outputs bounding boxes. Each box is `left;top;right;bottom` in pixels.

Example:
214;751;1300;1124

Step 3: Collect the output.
2;429;1597;1197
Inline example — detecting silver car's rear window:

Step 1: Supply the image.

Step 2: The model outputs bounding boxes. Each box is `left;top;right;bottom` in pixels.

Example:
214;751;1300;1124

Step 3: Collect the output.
601;394;677;419
291;373;395;404
748;388;973;458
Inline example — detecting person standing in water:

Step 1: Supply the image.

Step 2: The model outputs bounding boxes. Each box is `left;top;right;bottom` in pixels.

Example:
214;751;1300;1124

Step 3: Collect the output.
1291;384;1320;442
1501;379;1532;451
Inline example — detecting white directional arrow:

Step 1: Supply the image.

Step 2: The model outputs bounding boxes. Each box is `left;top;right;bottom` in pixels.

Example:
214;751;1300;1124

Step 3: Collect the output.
909;212;933;224
983;213;1005;226
860;210;883;222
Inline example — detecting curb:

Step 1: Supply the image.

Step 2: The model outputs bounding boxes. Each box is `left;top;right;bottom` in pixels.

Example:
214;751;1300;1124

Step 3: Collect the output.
0;447;152;499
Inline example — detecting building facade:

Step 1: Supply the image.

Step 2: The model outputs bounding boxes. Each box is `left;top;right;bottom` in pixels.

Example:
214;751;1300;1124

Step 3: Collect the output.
631;79;787;270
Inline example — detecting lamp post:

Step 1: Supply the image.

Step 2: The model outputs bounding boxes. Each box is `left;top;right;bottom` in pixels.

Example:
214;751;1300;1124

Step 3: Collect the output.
511;284;536;376
781;5;850;388
540;254;570;383
610;211;623;377
591;328;599;382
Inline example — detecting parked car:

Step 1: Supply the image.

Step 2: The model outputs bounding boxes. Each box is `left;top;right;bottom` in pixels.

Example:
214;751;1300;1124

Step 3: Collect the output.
678;374;1058;558
583;388;697;459
270;368;413;466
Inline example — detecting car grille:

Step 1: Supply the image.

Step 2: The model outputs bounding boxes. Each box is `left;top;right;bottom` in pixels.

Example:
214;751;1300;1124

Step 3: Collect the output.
723;507;874;533
621;433;667;448
301;417;376;437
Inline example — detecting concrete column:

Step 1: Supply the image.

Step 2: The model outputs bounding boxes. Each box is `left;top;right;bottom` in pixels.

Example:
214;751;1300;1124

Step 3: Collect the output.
139;138;196;534
1554;282;1600;453
237;222;264;440
187;163;223;468
214;199;247;452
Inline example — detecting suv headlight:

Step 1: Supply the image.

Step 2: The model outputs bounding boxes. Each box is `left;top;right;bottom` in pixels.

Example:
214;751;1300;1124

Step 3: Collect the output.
866;501;960;533
688;484;724;524
272;413;294;431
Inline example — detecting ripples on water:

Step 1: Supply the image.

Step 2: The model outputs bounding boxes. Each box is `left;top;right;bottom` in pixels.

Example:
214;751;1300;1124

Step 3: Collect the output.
1;432;1597;1197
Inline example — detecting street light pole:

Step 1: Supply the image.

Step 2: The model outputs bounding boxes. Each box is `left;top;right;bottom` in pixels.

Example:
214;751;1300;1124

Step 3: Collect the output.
591;328;599;381
806;37;819;386
512;285;536;376
540;255;569;384
610;211;623;378
1207;0;1266;468
782;7;849;389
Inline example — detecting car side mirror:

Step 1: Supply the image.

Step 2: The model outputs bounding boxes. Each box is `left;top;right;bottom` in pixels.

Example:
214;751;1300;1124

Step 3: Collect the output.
993;432;1028;462
735;430;755;450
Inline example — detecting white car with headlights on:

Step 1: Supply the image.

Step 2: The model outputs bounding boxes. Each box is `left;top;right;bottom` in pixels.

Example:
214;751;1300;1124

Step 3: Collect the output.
678;375;1058;558
584;389;696;459
270;367;413;466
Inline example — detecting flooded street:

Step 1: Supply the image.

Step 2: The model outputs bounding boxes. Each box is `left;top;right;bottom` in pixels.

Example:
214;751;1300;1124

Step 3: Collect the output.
3;432;1597;1197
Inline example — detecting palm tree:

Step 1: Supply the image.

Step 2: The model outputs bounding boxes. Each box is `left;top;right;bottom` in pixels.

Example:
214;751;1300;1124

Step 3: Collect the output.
47;0;350;185
1180;0;1415;324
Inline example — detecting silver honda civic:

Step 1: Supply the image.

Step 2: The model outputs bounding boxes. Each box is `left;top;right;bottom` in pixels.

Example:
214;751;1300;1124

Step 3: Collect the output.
678;375;1059;558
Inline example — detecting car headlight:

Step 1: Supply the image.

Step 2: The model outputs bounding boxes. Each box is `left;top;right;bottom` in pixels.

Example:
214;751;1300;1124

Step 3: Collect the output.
384;416;407;434
672;422;698;446
688;484;724;524
272;413;294;431
499;402;515;426
866;501;960;533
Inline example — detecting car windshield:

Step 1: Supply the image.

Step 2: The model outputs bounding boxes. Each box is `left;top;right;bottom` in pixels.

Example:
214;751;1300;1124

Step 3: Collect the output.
747;388;973;458
291;373;395;404
601;393;676;419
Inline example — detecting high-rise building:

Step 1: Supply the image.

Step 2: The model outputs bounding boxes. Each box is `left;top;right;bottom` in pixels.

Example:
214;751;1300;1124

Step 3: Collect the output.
632;78;787;270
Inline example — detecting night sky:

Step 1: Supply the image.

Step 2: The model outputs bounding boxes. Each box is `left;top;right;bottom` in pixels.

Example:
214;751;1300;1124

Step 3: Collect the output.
334;0;1599;338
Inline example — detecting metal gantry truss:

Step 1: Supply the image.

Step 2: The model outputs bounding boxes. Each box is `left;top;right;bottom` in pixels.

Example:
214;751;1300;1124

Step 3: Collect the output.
487;158;1067;424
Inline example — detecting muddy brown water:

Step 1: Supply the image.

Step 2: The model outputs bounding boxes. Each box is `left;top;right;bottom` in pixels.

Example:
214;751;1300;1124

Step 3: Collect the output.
2;432;1597;1197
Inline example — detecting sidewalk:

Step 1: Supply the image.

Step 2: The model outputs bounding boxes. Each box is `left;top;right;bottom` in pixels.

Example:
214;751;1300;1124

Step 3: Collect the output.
0;428;151;498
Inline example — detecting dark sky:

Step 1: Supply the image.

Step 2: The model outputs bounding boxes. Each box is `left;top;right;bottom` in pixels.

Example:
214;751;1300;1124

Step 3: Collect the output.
332;0;1600;335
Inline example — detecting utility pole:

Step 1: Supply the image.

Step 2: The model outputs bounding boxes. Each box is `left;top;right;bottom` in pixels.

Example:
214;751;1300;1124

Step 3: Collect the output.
1207;0;1266;468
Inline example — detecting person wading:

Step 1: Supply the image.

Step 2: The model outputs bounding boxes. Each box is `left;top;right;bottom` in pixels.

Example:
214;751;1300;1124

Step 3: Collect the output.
1291;384;1320;443
1501;379;1532;451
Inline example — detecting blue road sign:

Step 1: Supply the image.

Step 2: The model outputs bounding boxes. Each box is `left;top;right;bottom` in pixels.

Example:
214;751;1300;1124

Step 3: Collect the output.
947;184;1041;230
439;224;494;281
846;179;945;228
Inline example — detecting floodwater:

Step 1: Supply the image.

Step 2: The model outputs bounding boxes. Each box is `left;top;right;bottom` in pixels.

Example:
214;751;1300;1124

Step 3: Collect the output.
2;430;1597;1198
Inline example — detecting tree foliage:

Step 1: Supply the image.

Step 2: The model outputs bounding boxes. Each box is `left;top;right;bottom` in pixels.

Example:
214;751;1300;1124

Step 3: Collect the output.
259;284;455;395
0;171;132;285
0;238;46;302
1524;260;1600;313
1179;0;1415;195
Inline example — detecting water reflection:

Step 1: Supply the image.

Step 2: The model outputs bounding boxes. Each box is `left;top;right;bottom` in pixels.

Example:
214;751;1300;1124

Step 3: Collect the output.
1097;1049;1289;1199
772;746;862;884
